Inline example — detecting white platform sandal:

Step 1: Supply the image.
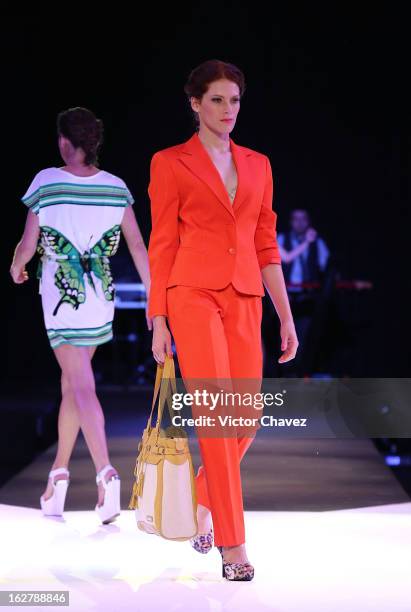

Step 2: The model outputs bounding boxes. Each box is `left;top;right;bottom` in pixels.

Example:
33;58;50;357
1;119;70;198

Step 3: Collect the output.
95;464;121;524
40;467;70;517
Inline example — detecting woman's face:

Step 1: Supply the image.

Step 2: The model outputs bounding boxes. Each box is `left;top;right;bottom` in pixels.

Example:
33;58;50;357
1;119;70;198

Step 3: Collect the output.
191;78;241;135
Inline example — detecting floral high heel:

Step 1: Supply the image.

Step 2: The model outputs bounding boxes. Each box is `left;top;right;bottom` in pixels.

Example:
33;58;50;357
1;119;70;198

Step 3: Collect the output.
217;546;255;581
40;467;70;517
190;526;214;554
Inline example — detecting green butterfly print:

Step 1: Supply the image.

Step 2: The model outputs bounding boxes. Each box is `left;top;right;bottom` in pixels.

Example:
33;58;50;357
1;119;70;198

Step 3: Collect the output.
39;225;121;316
53;257;87;315
87;225;120;300
36;241;45;280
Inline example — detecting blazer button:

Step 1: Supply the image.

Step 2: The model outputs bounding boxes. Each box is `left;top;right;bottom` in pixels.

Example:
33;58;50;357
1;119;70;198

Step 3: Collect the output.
228;247;236;254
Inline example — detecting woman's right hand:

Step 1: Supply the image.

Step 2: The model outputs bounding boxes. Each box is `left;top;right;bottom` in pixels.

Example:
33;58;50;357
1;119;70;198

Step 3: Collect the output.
152;316;173;364
305;227;317;243
10;263;29;284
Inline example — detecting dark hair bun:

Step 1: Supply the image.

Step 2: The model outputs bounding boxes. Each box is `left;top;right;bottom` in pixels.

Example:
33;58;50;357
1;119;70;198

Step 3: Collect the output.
57;107;104;166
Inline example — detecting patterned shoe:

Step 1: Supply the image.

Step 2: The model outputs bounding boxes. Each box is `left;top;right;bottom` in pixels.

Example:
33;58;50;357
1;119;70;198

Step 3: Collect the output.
217;546;255;581
190;527;214;554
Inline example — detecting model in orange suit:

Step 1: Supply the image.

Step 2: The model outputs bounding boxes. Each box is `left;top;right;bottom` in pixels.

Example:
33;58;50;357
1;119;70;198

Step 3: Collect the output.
147;60;298;581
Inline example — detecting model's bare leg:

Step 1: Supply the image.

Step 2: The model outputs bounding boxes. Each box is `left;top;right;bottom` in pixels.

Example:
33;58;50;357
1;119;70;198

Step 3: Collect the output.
42;346;96;500
42;344;116;506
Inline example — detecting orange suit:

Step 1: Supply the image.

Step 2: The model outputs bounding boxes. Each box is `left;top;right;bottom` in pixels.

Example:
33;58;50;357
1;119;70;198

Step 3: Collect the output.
147;132;282;546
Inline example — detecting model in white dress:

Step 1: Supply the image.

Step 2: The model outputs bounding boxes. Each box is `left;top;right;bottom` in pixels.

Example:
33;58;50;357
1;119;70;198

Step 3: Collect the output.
11;105;152;527
21;167;134;348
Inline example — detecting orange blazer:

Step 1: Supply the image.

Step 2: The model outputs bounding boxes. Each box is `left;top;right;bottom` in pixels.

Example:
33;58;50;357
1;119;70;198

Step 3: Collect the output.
147;132;282;318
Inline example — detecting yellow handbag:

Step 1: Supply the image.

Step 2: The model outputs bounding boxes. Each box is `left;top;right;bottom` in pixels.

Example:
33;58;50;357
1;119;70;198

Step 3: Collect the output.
128;355;198;540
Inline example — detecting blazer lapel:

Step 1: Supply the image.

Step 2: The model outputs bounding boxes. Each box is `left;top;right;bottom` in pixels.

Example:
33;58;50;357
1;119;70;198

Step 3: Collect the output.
178;133;235;217
178;132;254;217
229;138;252;214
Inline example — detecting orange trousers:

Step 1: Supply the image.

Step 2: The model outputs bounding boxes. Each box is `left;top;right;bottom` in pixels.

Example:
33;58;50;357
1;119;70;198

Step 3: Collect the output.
166;282;263;546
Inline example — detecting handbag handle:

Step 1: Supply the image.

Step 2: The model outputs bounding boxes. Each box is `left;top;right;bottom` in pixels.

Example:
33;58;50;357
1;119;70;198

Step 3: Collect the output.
156;356;177;429
146;355;177;430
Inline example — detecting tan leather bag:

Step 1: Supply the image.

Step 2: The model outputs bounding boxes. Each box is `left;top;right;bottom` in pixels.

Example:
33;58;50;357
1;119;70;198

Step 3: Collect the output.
128;355;198;540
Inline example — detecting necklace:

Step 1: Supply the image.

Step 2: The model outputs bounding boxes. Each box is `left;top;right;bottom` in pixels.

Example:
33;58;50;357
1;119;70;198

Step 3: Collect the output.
228;186;237;201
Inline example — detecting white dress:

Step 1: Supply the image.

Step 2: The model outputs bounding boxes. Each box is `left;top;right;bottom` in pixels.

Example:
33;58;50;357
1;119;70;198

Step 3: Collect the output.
21;167;134;349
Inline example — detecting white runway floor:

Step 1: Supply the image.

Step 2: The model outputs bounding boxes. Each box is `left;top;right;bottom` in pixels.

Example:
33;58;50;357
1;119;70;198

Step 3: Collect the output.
0;503;410;612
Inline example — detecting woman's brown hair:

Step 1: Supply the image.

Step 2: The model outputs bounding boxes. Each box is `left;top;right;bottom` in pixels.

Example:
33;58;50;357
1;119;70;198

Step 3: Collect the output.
57;107;104;166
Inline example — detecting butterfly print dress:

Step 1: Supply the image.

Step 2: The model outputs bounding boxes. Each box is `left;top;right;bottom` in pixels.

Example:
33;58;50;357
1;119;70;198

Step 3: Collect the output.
21;167;134;348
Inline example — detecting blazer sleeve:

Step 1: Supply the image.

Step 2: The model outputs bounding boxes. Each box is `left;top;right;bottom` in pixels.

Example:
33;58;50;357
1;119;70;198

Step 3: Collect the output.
254;155;282;269
147;151;180;318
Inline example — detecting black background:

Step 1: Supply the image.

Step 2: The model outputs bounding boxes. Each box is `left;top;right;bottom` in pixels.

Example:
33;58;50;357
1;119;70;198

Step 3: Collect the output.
2;6;409;382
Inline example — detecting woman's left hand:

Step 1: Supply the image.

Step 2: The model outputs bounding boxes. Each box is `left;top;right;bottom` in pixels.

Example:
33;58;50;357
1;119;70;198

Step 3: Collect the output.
278;319;299;363
10;264;29;284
